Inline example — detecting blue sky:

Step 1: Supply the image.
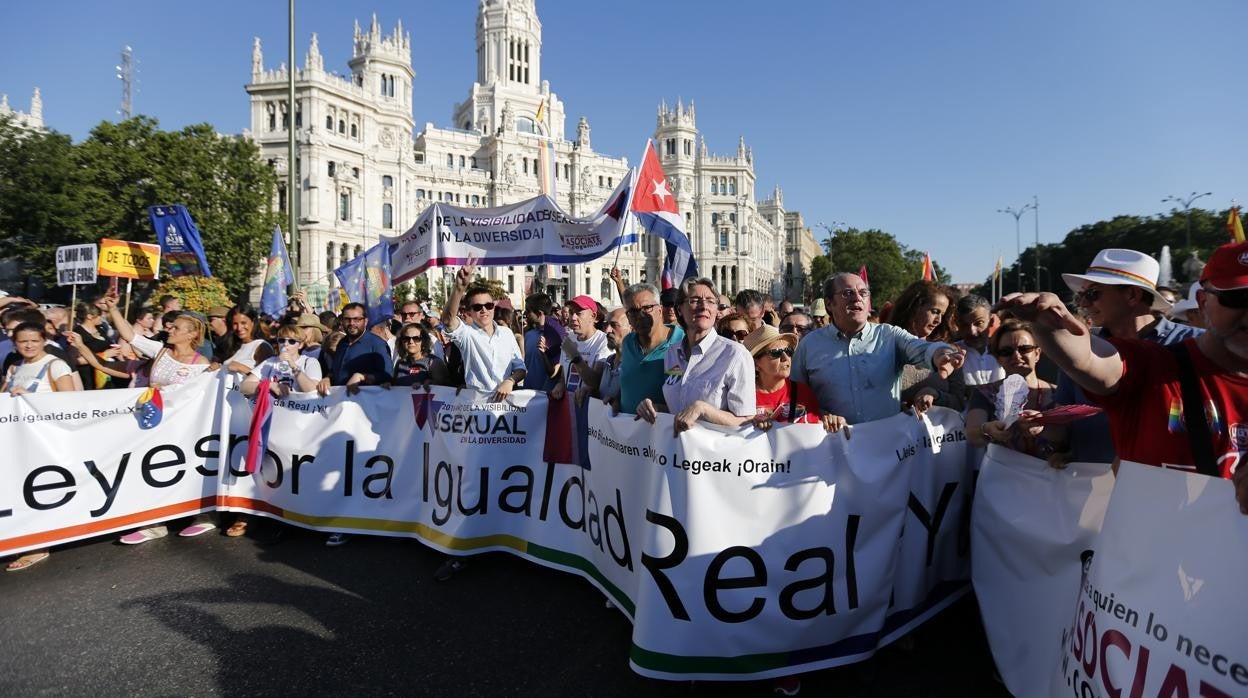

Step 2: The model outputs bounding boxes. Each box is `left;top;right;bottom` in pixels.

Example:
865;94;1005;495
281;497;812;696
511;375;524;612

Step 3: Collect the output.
2;1;1243;284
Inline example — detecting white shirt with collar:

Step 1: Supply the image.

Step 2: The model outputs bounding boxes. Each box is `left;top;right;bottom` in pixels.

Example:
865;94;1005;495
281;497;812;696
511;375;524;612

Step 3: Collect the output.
661;331;756;416
448;320;525;393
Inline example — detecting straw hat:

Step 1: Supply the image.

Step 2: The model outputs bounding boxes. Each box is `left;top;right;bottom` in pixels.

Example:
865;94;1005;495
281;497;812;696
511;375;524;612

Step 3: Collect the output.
743;325;798;358
295;313;332;333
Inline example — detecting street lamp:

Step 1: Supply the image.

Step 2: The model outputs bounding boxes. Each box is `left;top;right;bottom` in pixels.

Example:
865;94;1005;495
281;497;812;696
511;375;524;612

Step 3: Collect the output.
1162;191;1212;249
999;203;1036;291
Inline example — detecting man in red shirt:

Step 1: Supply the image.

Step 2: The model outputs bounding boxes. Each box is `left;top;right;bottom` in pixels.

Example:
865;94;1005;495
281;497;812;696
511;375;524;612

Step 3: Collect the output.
1004;241;1248;514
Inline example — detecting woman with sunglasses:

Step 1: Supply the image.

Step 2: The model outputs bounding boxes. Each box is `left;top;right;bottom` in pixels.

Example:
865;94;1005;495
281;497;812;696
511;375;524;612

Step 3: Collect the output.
241;325;322;397
715;312;750;344
744;325;820;430
636;278;756;434
392;322;450;387
966;319;1059;455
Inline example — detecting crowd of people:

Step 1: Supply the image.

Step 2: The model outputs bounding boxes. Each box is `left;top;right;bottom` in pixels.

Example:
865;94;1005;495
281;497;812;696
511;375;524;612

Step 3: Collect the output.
6;242;1247;694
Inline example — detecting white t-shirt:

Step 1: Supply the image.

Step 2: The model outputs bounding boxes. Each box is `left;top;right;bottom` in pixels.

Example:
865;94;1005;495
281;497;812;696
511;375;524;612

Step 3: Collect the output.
227;339;269;371
6;354;73;393
250;354;323;383
560;330;612;392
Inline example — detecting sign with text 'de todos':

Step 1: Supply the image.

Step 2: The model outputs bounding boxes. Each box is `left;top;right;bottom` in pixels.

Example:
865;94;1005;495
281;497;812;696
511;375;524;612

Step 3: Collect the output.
97;238;161;280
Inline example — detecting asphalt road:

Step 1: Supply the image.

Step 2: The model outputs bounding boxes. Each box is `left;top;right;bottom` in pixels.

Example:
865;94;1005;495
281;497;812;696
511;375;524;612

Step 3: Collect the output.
0;522;1010;697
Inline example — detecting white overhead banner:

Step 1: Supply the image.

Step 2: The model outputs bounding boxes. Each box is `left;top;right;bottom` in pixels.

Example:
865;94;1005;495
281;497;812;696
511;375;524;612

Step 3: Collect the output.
971;446;1115;698
387;176;636;284
1049;462;1248;698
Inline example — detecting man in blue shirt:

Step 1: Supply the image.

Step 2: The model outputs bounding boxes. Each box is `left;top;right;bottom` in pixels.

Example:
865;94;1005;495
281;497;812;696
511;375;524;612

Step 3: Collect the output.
316;303;391;395
618;282;683;414
1054;248;1202;463
521;292;565;392
792;272;963;434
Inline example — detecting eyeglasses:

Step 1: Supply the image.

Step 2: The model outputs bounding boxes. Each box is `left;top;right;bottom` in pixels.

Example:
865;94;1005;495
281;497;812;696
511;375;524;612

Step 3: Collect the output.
401;311;422;318
763;347;795;359
781;324;811;334
274;337;302;346
1074;287;1104;303
687;297;718;307
723;329;749;340
1203;286;1248;309
834;288;871;301
402;335;423;343
343;316;367;324
626;303;660;317
469;302;495;312
995;344;1038;357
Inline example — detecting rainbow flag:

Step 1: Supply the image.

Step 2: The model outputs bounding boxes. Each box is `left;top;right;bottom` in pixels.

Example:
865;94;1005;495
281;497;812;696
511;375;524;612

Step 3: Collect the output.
538;139;557;198
921;252;934;281
1228;206;1244;243
244;380;275;474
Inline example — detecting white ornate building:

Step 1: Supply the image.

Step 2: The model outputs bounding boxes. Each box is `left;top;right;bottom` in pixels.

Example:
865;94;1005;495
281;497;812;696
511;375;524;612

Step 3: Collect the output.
244;0;817;307
0;87;44;131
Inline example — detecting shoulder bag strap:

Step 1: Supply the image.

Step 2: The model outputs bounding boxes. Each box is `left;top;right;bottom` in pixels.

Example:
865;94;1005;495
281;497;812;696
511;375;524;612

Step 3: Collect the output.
1168;342;1219;477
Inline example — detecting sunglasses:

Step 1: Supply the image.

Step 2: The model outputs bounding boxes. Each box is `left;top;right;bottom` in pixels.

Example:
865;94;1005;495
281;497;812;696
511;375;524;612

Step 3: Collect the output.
726;329;749;340
401;311;422;318
1075;287;1109;303
274;337;302;346
718;304;730;311
1204;287;1248;309
469;302;495;312
995;344;1038;357
763;347;795;359
781;324;811;334
402;335;423;343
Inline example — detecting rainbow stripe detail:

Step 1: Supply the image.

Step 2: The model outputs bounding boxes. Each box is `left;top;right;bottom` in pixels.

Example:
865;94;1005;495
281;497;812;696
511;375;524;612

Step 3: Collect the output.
1085;266;1157;288
1167;398;1184;433
1206;400;1224;434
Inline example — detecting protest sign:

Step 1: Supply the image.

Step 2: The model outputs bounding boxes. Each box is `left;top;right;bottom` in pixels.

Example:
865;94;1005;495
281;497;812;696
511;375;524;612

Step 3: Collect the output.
1050;462;1248;698
97;238;161;280
148;205;213;277
387;177;635;283
55;244;98;287
972;446;1115;697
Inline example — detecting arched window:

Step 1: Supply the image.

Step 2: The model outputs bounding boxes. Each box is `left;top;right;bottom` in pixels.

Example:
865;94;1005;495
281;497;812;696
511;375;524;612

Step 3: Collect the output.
325;114;333;130
267;103;276;131
601;279;612;299
353;245;362;259
326;243;335;274
339;191;350;221
516;117;537;134
339;243;349;266
382;175;393;189
327;161;335;177
338;120;345;134
459;155;466;168
470;157;478;169
729;178;736;195
447;154;455;168
472;195;480;205
416;189;426;200
711;179;718;195
382;203;393;229
350;123;358;139
522;158;529;174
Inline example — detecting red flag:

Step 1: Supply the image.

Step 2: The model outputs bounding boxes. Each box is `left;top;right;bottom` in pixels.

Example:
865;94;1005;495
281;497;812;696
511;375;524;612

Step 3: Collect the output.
921;252;934;282
857;265;869;285
244;380;274;474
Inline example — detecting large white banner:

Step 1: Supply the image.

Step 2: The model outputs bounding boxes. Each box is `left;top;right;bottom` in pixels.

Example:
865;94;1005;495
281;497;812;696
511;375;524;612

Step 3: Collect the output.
0;375;224;554
3;379;977;681
387;177;635;283
1050;462;1248;698
972;446;1115;698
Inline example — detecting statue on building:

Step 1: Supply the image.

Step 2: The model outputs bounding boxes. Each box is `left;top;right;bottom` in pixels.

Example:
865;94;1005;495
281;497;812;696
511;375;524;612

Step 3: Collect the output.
501;100;515;133
576;116;591;151
502;154;518;184
252;38;263;76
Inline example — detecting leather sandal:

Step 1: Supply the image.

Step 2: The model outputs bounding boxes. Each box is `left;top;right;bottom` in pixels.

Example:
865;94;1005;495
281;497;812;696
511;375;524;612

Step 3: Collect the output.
6;551;50;572
225;520;248;537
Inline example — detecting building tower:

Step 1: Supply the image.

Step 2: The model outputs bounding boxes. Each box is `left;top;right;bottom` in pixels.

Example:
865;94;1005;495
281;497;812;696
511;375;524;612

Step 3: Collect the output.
349;15;414;115
653;99;701;273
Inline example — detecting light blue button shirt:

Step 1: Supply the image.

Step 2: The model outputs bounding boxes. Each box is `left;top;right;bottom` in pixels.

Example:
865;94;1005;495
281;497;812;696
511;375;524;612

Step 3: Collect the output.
792;322;951;424
449;321;525;393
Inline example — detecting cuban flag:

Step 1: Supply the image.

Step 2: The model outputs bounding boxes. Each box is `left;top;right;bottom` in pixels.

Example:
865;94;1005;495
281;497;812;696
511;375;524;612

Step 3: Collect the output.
632;140;698;289
260;226;295;318
243;380;275;475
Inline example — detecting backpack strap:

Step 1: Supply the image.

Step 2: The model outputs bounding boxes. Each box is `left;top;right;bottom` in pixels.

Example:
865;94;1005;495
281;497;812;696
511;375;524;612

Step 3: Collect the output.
1167;342;1219;477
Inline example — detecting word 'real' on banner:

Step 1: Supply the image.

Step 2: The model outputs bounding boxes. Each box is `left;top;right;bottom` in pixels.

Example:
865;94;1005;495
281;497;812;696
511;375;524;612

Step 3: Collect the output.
1049;462;1248;698
55;244;98;286
972;446;1115;698
385;175;636;284
97;238;161;280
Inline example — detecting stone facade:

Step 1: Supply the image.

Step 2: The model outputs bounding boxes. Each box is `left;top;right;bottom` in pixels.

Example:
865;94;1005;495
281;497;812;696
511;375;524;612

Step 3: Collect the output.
0;87;44;131
244;0;818;308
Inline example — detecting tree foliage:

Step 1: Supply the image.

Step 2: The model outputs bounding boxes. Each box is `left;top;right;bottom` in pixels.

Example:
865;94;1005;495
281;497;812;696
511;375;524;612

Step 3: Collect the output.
0;116;277;301
821;228;950;306
151;276;233;313
807;255;833;299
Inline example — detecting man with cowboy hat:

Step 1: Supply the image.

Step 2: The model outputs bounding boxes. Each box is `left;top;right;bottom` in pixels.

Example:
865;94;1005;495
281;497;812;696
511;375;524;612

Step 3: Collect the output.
1004;241;1248;514
1054;248;1203;464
